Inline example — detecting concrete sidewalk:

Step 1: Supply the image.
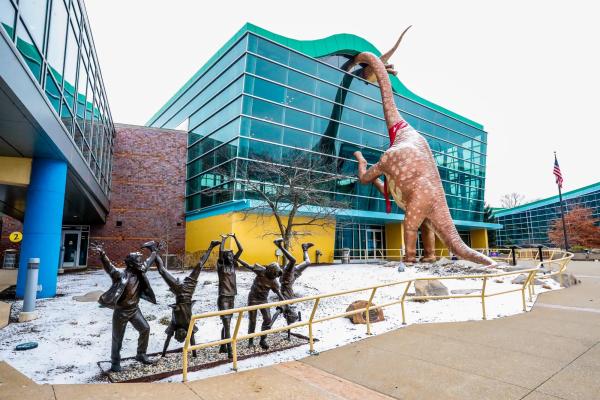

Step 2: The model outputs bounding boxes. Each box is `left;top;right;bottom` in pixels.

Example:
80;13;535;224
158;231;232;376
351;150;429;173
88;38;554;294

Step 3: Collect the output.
1;262;599;399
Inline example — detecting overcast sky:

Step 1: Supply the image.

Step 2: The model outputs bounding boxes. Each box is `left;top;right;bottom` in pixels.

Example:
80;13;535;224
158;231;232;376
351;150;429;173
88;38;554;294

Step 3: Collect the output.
85;0;599;207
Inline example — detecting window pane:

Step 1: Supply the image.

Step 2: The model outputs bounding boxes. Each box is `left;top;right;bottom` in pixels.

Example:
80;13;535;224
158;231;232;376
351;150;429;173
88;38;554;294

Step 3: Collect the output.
47;0;68;76
19;0;47;46
0;0;15;38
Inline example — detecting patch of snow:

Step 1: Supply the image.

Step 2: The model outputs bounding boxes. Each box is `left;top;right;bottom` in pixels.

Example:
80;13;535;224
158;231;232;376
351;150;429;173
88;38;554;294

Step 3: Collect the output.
0;263;561;384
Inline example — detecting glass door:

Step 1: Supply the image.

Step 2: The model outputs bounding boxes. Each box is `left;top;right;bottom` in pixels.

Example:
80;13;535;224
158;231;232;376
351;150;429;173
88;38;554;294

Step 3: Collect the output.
61;231;80;268
365;229;384;259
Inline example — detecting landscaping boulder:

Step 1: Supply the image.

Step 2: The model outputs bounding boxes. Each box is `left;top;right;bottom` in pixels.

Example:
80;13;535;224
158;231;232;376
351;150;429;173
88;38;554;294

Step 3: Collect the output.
345;300;385;324
414;280;449;299
552;272;581;288
72;290;103;302
511;274;543;285
450;289;481;295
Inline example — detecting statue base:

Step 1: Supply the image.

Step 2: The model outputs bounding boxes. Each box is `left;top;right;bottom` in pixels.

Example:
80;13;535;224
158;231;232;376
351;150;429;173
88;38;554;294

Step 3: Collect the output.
18;311;37;322
98;332;316;383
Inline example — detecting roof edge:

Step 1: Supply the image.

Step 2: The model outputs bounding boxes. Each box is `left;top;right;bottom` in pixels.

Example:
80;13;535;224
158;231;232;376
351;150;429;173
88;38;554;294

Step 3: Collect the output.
495;181;600;217
147;23;484;129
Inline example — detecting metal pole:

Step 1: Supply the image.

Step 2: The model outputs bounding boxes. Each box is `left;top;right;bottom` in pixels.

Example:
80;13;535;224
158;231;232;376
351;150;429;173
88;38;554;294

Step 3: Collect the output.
557;185;569;251
19;258;40;322
511;246;517;266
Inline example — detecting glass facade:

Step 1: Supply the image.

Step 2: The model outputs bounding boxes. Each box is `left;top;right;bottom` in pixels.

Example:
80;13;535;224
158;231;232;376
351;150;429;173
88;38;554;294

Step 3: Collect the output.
149;30;488;227
1;0;115;195
494;183;600;246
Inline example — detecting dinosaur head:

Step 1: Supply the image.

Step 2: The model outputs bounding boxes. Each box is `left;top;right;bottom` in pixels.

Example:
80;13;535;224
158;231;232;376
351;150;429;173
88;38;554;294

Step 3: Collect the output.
361;25;412;83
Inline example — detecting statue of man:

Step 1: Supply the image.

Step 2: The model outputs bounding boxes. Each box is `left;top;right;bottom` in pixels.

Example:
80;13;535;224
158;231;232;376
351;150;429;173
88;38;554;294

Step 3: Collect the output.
275;238;314;299
217;233;243;358
93;242;158;373
154;240;221;357
237;241;286;350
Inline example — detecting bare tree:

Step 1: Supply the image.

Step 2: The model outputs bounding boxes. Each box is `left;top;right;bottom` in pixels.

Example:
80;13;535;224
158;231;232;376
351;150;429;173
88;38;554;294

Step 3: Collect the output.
210;154;351;250
500;192;525;209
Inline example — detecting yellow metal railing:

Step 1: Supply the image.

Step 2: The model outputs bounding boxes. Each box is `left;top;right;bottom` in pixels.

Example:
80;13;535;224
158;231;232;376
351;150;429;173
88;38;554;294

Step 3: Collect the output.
181;252;573;381
331;248;562;263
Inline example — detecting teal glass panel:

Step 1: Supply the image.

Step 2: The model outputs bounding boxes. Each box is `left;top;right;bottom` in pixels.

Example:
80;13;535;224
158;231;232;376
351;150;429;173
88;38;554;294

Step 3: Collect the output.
15;21;42;81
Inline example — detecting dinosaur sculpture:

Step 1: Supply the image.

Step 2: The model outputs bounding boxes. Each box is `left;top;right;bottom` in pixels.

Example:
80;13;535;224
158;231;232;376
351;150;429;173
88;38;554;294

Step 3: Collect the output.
350;30;496;266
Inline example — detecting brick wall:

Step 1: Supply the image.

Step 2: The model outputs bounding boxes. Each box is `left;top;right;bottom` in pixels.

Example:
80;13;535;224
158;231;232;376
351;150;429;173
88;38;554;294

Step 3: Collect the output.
0;216;23;266
89;123;187;267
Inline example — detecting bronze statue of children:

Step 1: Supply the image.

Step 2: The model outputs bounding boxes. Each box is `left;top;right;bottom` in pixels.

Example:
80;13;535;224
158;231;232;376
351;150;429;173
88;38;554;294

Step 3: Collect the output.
93;242;158;373
275;238;314;299
265;239;314;338
154;240;221;357
236;240;287;350
217;233;243;358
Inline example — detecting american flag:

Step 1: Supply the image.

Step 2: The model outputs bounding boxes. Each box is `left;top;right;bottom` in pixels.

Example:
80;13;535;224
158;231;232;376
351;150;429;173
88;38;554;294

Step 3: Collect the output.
553;154;563;189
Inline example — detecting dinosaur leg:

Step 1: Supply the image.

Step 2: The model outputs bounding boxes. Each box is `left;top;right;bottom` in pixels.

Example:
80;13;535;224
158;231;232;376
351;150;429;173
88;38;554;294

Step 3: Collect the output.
403;205;427;264
420;220;437;263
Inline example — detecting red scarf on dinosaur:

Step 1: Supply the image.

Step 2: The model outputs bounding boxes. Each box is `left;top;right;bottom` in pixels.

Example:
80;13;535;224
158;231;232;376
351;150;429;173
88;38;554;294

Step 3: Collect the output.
383;120;408;213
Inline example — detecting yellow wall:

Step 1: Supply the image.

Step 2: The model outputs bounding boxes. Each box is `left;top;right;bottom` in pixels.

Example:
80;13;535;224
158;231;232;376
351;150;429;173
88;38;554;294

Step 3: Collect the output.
385;222;403;260
185;213;233;254
0;157;32;186
185;212;335;265
470;228;489;249
435;236;450;257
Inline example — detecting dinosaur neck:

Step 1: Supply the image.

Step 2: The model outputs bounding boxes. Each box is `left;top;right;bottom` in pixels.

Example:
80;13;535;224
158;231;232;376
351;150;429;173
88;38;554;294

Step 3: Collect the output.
354;52;404;131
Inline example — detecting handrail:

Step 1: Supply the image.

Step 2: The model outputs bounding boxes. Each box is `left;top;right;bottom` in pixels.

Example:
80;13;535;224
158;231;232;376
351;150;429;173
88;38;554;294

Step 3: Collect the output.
181;252;573;381
330;247;562;262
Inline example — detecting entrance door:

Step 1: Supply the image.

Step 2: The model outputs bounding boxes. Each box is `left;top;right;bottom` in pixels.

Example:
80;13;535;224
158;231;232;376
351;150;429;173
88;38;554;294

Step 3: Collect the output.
365;229;384;259
62;231;81;268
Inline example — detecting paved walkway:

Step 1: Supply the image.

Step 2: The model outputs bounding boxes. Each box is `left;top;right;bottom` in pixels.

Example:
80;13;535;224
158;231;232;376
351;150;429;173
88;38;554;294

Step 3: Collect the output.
1;262;599;399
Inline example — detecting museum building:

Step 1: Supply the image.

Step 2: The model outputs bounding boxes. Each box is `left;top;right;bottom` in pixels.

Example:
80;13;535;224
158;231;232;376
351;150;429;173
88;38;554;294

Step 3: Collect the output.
147;23;500;264
493;181;600;246
0;0;117;297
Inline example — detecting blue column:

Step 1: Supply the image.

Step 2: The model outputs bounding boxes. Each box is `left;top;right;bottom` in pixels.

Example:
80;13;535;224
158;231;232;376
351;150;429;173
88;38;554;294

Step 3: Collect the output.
16;159;67;298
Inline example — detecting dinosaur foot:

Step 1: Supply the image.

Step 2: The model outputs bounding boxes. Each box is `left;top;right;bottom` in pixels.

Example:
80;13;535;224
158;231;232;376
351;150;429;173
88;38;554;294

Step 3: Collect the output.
420;256;437;263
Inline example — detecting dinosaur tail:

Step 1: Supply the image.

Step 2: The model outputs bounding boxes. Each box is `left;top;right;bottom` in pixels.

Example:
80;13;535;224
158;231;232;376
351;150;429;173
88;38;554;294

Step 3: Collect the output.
429;199;496;266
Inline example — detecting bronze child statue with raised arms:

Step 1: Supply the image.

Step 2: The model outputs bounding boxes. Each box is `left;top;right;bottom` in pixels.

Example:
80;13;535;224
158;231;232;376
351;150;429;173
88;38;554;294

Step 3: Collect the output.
154;240;221;357
276;238;314;299
93;241;158;372
216;233;243;358
236;240;287;350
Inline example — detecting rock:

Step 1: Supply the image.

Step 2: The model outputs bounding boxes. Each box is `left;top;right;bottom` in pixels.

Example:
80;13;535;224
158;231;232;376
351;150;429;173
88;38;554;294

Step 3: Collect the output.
414;280;449;300
159;316;170;326
504;265;528;272
203;281;211;286
511;274;543;285
345;300;385;325
451;289;481;295
15;342;38;351
494;279;504;283
542;284;552;290
145;314;157;321
397;263;406;272
72;290;103;302
434;257;453;266
382;261;401;268
551;272;581;288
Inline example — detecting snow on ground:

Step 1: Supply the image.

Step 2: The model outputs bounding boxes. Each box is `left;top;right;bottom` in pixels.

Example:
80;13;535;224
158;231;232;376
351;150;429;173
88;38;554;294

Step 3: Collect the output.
0;262;561;384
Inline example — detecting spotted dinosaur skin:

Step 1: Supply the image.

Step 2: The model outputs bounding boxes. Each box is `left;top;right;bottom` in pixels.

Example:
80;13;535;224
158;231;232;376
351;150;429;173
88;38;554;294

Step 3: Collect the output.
351;51;495;266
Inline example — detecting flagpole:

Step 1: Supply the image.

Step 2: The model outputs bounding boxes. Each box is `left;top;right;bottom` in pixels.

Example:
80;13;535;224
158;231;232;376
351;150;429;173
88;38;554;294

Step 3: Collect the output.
555;151;569;251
